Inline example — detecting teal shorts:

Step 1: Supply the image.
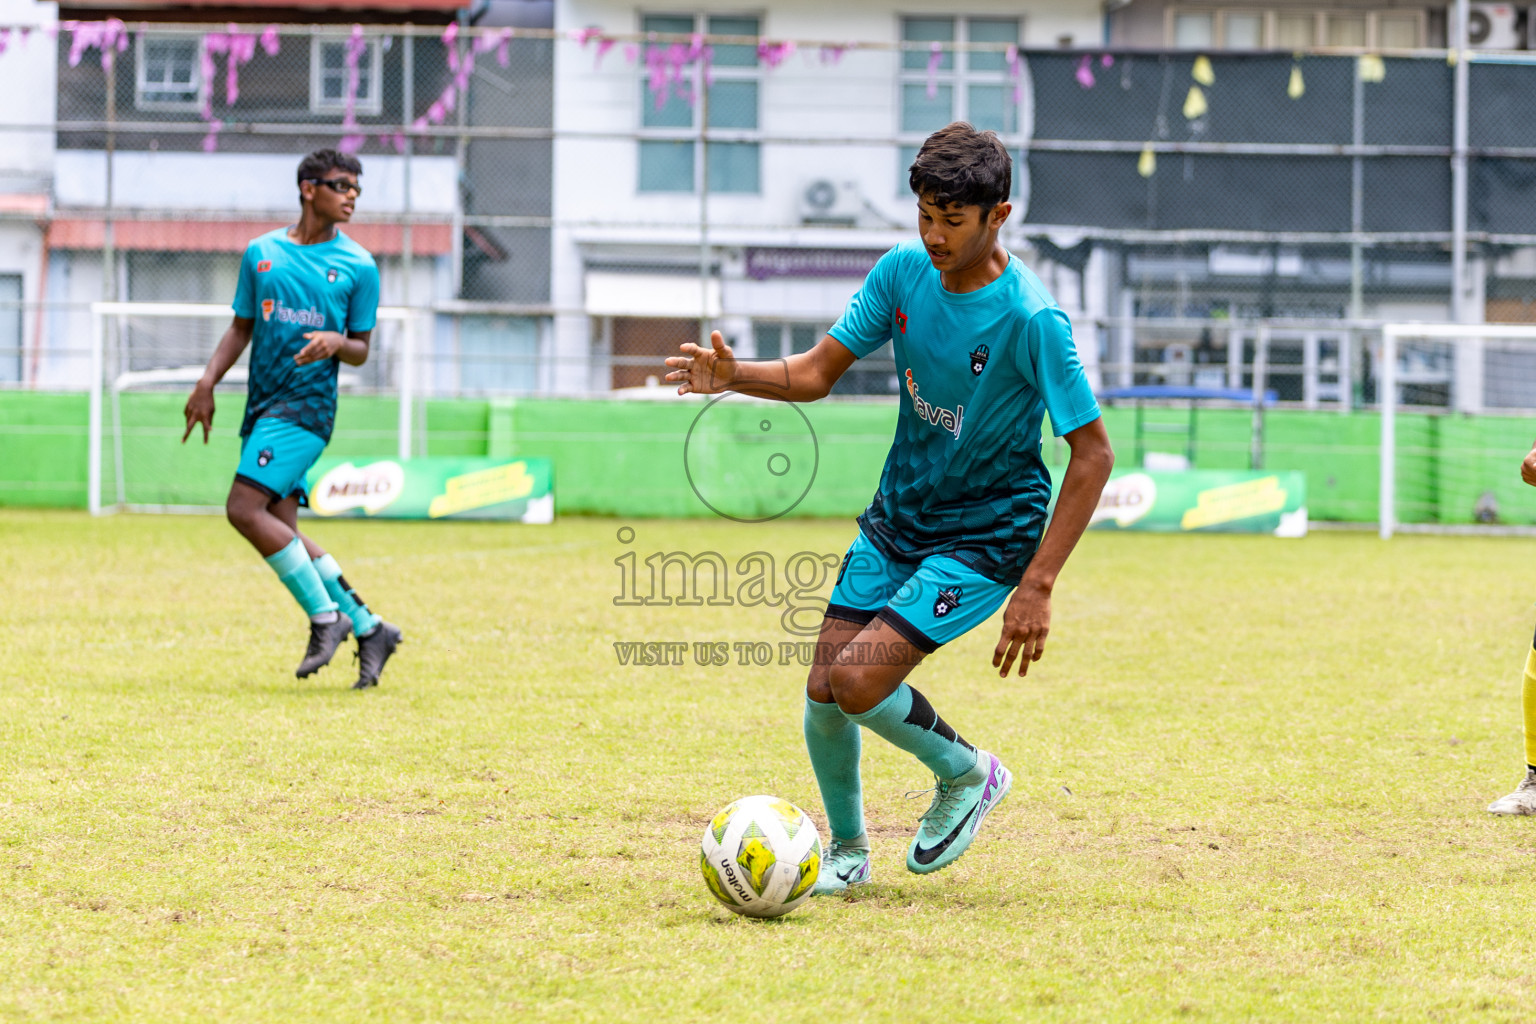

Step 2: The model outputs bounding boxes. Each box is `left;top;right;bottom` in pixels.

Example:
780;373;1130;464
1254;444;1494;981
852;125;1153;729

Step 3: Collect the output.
825;530;1018;652
236;417;327;506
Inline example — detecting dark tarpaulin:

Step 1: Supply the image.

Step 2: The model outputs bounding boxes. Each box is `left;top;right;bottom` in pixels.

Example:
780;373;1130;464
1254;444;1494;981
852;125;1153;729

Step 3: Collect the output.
1022;52;1479;234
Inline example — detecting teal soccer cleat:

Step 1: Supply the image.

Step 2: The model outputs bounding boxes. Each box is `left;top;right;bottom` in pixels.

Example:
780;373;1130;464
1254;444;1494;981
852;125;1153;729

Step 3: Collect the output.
906;751;1012;874
812;838;872;895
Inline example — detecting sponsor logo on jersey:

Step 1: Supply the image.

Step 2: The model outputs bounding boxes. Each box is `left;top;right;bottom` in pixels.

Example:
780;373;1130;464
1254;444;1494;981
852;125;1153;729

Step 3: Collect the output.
256;260;272;273
933;585;963;618
326;268;338;284
904;369;965;440
969;344;989;376
262;301;327;328
894;306;908;334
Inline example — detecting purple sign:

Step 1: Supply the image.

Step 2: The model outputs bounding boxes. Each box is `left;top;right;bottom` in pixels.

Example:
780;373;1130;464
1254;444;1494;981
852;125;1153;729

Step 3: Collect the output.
745;247;887;281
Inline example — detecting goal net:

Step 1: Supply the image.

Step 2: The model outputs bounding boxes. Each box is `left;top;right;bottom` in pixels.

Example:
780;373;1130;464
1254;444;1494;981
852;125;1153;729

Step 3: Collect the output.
1379;322;1536;538
88;301;420;514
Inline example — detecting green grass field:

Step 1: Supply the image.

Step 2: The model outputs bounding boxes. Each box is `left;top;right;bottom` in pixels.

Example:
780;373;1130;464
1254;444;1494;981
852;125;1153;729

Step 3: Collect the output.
4;509;1536;1022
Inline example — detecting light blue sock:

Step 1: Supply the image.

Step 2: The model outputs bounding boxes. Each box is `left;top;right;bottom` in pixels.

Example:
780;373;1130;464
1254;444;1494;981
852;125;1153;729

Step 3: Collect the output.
846;683;981;782
263;537;338;620
312;554;380;637
804;696;866;844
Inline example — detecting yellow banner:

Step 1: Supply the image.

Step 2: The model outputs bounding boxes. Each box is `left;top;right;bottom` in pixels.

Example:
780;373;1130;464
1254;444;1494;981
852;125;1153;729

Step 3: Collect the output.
428;461;537;519
1180;476;1288;530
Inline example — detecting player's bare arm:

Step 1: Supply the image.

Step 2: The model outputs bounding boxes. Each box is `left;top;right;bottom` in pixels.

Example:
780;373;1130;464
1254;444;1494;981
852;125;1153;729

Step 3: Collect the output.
1521;441;1536;486
182;316;255;444
295;329;372;367
993;416;1114;678
664;330;857;402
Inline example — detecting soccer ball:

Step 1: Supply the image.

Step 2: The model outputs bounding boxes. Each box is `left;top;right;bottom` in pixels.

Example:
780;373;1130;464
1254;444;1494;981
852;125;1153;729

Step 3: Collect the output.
700;795;822;918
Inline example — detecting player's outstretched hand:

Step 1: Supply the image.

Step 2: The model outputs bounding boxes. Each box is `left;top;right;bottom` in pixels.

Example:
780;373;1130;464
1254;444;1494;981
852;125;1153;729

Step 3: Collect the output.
295;331;346;366
664;331;736;395
1522;442;1536;487
182;382;215;444
993;582;1051;678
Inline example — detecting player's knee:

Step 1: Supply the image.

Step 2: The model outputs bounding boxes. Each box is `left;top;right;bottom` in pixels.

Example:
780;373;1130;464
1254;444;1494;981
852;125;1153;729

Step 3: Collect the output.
826;657;866;710
805;667;834;705
225;492;259;534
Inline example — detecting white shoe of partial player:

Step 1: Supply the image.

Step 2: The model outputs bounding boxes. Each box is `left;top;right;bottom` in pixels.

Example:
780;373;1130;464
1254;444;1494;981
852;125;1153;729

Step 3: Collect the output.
1487;770;1536;815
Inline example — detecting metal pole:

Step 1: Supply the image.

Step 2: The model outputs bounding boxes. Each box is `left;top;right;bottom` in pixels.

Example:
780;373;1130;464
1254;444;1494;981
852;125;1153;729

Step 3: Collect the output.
398;313;415;460
1250;325;1269;470
1451;0;1470;323
451;27;467;301
1379;327;1397;539
1349;51;1365;411
401;28;416;457
103;52;115;305
87;306;102;516
698;55;710;347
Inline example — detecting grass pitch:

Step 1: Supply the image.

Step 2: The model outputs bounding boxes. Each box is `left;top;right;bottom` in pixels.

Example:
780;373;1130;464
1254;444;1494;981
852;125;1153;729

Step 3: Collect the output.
3;509;1536;1022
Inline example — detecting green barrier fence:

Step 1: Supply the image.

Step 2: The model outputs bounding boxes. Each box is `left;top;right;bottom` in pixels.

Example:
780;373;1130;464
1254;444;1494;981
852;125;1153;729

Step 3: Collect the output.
1;390;1533;525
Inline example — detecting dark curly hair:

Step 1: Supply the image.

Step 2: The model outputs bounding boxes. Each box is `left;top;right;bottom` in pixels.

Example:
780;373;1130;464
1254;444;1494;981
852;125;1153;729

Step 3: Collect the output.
908;122;1012;211
296;148;363;188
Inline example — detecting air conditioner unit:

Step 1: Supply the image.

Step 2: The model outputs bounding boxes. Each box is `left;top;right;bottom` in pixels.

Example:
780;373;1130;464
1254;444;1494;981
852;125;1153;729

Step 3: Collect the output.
1467;2;1520;49
798;179;864;226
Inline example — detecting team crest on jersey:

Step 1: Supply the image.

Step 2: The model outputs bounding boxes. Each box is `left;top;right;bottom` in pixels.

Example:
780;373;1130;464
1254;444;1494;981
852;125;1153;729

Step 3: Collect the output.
257;447;275;467
933;585;963;618
904;369;966;440
894;306;907;334
256;260;272;273
326;267;338;284
261;299;274;322
969;344;989;376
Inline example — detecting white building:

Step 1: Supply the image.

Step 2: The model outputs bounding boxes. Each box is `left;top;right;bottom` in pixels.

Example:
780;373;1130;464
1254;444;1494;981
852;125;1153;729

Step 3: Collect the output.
550;0;1105;394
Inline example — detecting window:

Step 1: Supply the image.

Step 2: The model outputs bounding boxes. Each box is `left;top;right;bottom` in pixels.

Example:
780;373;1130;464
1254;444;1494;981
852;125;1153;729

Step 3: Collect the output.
897;16;1020;195
0;275;18;384
636;14;761;194
1168;10;1423;49
311;36;383;116
136;34;203;110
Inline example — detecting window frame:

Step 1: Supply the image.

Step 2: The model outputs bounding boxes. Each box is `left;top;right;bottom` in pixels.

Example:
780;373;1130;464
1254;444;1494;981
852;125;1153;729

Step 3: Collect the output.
309;34;385;117
636;12;764;196
1164;8;1426;50
134;32;206;112
895;15;1023;197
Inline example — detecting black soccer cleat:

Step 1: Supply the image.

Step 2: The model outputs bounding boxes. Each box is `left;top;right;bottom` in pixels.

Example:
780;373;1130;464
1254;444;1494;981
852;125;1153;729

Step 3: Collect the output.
296;613;354;678
352;621;403;689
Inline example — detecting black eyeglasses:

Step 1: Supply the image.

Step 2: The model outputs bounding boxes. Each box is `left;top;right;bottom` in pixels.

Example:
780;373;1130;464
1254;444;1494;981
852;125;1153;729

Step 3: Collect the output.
306;178;362;197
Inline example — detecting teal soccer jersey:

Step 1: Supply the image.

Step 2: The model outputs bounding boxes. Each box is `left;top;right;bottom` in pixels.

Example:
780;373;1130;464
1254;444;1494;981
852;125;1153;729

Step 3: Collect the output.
232;228;381;442
828;239;1101;585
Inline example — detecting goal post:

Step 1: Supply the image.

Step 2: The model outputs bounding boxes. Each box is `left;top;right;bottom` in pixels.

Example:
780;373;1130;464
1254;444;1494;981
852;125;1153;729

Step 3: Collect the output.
1379;322;1536;539
88;301;422;515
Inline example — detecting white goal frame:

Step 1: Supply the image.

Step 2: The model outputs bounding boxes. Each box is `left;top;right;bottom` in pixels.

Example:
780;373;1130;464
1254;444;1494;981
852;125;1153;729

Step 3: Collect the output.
1379;322;1536;539
88;301;422;515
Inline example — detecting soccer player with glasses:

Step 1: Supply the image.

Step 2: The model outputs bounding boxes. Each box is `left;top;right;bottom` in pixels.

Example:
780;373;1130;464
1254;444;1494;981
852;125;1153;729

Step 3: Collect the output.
666;123;1114;888
182;148;402;689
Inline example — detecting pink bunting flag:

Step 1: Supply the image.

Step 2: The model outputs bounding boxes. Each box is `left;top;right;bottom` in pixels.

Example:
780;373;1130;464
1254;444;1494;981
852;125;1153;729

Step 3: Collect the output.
926;42;942;99
1075;54;1095;88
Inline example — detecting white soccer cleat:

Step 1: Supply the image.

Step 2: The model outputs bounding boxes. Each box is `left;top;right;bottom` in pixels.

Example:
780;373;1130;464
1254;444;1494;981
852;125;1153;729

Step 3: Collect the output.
1487;770;1536;815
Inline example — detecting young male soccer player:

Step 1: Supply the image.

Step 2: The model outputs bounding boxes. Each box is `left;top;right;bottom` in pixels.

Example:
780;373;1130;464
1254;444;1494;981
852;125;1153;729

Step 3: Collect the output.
1488;440;1536;813
182;148;402;690
665;123;1114;887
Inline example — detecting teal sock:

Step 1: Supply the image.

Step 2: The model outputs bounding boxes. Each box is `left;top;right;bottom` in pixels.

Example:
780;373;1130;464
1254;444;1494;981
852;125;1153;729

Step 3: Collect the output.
263;538;338;620
846;683;980;782
313;554;380;637
804;696;865;843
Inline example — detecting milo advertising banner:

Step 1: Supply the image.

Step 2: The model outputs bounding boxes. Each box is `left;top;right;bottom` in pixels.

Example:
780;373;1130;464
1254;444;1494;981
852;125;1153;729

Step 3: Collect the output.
1073;470;1307;536
305;457;554;522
